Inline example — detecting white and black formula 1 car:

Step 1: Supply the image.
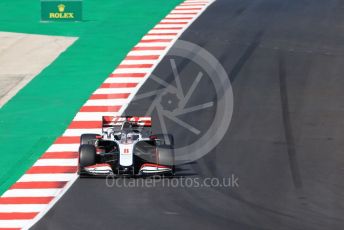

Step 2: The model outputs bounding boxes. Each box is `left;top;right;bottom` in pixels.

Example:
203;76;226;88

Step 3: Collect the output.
78;116;175;177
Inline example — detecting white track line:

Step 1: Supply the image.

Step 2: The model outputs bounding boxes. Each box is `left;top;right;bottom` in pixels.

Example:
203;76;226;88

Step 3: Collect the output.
121;60;157;65
18;173;77;182
34;159;78;166
171;10;200;13
149;28;183;33
175;6;203;9
0;204;47;212
127;50;165;56
46;144;80;152
0;220;30;228
104;77;144;84
85;99;129;106
136;42;171;47
161;20;190;23
112;68;152;74
163;14;195;18
93;88;136;94
3;189;61;197
143;35;177;39
63;129;102;136
154;24;186;28
73;112;120;121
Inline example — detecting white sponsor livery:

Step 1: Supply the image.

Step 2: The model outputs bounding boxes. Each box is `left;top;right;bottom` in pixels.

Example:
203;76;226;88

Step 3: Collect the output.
118;144;134;166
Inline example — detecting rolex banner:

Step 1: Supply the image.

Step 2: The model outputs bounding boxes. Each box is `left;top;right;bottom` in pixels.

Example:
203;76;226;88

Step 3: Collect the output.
41;0;82;22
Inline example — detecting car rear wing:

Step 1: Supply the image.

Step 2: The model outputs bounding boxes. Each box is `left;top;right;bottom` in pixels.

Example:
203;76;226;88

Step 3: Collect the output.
102;116;152;128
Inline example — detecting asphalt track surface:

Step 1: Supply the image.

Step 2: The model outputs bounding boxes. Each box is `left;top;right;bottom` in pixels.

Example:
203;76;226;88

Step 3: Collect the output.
32;0;344;229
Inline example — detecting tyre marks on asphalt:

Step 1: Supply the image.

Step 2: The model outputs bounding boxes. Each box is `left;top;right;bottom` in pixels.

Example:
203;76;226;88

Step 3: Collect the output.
278;53;303;189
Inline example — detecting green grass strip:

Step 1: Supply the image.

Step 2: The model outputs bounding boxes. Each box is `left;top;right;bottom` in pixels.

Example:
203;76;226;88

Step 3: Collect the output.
0;0;182;194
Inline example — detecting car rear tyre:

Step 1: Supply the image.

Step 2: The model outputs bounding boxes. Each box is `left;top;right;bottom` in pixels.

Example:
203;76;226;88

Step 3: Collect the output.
80;134;99;145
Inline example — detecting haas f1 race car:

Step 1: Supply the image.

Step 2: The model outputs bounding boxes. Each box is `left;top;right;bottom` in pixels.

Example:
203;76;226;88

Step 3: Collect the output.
78;116;175;177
